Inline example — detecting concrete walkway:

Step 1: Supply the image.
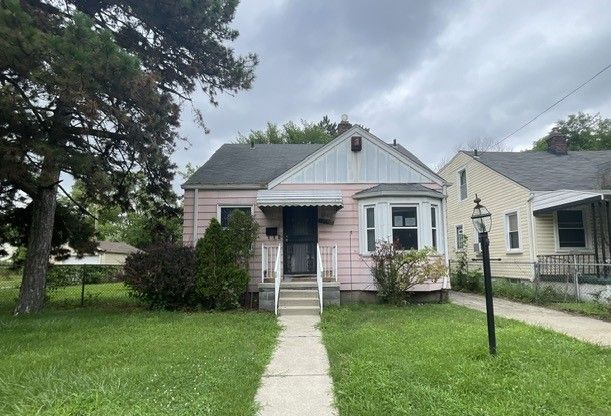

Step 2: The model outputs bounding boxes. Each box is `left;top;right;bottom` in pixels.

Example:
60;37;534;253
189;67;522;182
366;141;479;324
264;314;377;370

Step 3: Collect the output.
256;315;337;416
451;291;611;347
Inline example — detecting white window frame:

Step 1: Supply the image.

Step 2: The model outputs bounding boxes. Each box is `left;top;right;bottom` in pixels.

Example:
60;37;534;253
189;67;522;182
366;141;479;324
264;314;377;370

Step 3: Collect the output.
554;208;589;251
458;168;467;201
390;204;420;250
430;204;439;252
455;224;465;251
364;205;376;253
504;210;522;253
217;205;254;227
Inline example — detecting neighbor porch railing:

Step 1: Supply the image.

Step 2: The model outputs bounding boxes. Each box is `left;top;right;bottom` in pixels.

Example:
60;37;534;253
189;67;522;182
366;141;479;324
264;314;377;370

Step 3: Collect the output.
316;243;323;314
537;253;604;278
318;244;338;282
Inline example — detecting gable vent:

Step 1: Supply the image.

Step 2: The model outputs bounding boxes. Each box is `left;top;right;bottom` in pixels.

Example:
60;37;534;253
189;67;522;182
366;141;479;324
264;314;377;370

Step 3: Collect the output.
351;136;362;152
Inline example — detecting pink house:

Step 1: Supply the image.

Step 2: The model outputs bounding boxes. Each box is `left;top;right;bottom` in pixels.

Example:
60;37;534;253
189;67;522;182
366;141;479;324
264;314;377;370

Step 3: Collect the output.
182;119;450;314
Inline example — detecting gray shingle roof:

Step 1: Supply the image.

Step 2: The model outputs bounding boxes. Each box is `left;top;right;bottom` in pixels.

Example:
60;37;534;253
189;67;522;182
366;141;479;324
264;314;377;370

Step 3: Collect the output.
353;183;444;199
97;241;141;255
184;140;441;187
391;143;441;180
464;150;611;191
183;144;324;187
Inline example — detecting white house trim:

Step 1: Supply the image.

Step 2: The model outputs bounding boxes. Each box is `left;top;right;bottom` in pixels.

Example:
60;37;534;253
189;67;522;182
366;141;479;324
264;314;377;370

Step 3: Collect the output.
357;196;445;256
268;125;445;188
503;209;523;254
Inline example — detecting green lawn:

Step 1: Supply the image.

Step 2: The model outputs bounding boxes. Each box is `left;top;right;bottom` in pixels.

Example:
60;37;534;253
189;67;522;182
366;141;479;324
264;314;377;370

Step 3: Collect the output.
0;281;139;314
0;307;280;415
321;304;611;416
551;301;611;321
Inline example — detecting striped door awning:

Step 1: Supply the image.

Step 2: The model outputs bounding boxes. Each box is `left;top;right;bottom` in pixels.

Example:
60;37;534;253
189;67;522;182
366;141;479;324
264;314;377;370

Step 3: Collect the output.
256;189;343;207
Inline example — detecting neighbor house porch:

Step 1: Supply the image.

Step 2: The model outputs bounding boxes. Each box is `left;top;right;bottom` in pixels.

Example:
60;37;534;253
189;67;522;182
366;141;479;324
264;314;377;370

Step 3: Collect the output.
533;190;611;280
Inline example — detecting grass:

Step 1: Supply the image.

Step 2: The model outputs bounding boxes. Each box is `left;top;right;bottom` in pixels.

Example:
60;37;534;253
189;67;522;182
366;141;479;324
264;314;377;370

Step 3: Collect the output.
0;281;139;314
453;275;611;321
321;304;611;416
0;306;280;415
551;301;611;320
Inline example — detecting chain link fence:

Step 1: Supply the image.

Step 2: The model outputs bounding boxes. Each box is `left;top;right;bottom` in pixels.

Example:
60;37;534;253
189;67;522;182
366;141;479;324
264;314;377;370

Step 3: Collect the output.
449;258;611;305
0;264;139;311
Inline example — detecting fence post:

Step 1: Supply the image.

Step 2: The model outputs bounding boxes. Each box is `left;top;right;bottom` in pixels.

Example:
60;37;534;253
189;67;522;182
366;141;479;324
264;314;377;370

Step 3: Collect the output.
533;262;540;303
80;267;85;307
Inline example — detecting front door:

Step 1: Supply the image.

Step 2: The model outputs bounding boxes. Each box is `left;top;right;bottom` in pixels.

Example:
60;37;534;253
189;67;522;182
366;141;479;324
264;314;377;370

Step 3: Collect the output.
283;206;318;275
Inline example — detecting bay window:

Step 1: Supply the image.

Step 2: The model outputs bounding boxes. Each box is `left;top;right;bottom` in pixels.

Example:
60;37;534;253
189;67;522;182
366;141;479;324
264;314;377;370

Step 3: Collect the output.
431;205;438;250
365;206;376;252
391;206;418;250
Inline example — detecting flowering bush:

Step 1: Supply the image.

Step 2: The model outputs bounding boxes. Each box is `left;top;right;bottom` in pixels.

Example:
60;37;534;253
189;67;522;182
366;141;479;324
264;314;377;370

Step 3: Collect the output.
370;241;447;304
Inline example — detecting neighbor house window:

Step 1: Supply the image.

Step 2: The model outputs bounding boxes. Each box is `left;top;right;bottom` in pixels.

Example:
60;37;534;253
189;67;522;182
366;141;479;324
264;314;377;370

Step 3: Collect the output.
455;224;464;250
459;169;467;200
365;206;376;252
392;206;418;250
557;210;586;248
505;212;520;250
431;206;438;250
219;206;252;227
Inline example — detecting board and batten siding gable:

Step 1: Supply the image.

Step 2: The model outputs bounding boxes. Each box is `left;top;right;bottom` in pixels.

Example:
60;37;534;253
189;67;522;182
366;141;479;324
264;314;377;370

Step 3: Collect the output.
439;152;534;277
275;133;435;185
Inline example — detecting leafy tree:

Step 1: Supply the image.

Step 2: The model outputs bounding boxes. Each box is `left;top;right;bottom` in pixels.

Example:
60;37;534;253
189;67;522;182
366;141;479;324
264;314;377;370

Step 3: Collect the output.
236;117;336;144
0;0;256;314
532;112;611;151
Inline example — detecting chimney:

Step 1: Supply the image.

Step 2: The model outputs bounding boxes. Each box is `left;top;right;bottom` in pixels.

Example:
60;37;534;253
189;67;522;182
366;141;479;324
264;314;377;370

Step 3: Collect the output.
546;133;568;155
393;139;397;147
337;114;352;136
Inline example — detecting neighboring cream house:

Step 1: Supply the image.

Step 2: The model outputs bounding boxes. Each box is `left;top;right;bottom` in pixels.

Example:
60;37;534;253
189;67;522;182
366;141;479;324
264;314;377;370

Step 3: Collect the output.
55;241;141;265
439;134;611;282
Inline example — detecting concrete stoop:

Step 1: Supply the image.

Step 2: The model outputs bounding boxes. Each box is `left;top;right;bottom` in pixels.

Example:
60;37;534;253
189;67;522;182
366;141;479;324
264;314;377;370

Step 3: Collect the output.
258;281;340;313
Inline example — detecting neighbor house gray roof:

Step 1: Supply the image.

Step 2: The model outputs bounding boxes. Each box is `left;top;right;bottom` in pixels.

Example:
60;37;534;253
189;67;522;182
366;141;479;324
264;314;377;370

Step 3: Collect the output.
392;143;440;180
183;144;323;187
97;241;141;255
184;141;440;188
464;150;611;191
353;183;444;199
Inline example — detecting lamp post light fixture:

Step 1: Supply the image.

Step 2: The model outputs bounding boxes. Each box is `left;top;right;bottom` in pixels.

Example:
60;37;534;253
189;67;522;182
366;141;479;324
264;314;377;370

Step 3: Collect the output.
471;194;497;355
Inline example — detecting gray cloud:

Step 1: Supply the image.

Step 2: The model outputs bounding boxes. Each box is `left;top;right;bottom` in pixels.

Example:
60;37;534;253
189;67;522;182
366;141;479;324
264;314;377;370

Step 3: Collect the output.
174;0;611;184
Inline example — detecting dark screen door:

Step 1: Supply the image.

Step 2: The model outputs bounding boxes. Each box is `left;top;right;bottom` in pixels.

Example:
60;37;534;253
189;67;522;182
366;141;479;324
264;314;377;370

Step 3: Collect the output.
283;206;318;275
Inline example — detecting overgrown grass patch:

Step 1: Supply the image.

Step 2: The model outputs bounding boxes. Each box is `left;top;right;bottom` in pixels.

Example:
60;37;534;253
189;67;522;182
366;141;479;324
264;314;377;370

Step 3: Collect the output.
0;308;280;415
551;302;611;321
321;304;610;416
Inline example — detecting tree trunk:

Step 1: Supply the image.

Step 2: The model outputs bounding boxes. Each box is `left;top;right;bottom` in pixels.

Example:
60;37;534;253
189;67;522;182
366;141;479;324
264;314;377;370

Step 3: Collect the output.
14;169;60;315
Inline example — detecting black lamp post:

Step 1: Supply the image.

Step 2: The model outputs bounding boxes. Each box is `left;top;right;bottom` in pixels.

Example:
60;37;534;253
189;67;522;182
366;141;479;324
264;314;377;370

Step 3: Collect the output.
471;194;497;355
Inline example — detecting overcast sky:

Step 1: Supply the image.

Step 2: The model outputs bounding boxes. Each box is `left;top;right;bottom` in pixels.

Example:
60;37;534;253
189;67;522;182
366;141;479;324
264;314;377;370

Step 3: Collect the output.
174;0;611;184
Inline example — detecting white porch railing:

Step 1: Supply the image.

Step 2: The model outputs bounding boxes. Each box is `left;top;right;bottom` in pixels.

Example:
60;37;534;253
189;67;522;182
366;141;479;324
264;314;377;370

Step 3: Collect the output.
261;244;280;283
273;244;282;316
316;244;324;314
318;244;338;281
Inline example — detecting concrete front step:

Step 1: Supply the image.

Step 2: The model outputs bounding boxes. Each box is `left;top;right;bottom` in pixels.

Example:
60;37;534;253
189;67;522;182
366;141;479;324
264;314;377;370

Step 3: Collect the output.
281;289;318;299
278;305;320;316
279;297;319;308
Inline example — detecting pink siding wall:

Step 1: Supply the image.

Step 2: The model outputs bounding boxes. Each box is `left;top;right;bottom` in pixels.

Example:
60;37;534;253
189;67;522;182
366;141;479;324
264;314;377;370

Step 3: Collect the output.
183;188;280;291
184;182;442;292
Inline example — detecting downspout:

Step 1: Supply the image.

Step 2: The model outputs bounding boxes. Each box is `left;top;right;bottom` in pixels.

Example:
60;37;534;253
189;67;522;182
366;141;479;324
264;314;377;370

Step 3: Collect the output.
442;185;450;289
527;193;537;262
192;188;199;247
